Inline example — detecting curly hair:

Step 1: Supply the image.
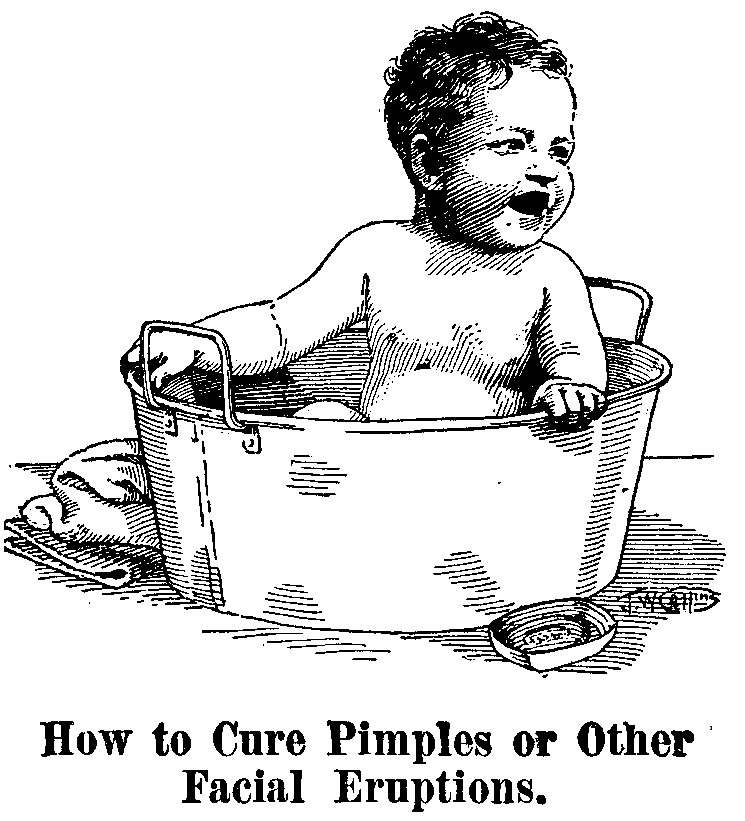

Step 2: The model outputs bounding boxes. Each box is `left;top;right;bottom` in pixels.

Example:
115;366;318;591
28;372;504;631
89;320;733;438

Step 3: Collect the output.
384;12;571;186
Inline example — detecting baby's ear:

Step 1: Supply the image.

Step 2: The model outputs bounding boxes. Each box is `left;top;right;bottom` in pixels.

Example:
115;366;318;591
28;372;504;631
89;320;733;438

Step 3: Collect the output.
410;134;444;191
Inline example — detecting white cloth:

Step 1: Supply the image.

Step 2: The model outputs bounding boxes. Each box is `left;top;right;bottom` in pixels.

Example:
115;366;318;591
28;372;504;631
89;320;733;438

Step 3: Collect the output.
21;439;160;547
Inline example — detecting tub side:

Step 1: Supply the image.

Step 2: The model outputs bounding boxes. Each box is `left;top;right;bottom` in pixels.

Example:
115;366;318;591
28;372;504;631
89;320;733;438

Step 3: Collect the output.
128;340;670;630
133;394;225;607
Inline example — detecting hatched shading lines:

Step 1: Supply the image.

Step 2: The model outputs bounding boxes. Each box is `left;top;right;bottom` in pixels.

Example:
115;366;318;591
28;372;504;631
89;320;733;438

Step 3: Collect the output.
287;455;347;497
433;550;508;615
262;583;325;622
206;629;392;658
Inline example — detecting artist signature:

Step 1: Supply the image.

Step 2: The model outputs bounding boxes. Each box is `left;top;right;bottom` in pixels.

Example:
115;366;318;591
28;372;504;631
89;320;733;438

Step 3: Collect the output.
616;587;720;616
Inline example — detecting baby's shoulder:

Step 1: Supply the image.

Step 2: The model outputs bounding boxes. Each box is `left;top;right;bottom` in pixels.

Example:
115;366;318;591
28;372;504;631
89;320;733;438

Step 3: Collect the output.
331;220;429;269
339;220;424;250
527;242;586;287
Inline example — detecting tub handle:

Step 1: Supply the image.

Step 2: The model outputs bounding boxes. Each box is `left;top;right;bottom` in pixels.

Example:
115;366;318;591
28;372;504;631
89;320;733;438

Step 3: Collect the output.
586;277;652;343
140;320;247;432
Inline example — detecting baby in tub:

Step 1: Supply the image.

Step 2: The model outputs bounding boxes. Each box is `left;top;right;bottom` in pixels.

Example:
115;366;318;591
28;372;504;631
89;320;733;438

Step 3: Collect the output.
127;13;607;424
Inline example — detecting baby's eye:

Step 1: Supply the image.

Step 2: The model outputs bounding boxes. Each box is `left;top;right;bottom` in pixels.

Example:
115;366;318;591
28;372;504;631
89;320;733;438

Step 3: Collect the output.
548;143;574;164
486;138;526;155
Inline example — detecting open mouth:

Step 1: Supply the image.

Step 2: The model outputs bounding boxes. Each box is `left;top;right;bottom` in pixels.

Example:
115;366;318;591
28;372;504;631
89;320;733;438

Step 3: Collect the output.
507;191;551;217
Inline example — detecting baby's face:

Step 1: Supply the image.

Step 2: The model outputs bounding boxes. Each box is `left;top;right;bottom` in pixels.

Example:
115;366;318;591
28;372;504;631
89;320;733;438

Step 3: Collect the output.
438;67;575;250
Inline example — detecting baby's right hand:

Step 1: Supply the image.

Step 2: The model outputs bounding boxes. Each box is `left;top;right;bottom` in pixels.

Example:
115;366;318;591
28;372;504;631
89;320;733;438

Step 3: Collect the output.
121;331;210;390
532;379;607;429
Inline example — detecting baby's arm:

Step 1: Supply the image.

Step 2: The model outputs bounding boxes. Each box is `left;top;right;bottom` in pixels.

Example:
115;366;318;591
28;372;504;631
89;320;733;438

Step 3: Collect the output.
533;246;608;423
196;229;368;374
127;227;370;387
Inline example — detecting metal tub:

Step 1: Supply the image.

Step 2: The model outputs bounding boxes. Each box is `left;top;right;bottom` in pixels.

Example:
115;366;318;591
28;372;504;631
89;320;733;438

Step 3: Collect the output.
128;279;670;631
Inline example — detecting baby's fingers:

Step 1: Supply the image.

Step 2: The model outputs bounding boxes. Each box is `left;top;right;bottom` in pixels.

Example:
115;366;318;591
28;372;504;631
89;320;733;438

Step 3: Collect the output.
560;386;583;416
577;386;606;419
533;381;607;429
557;386;592;430
540;385;570;418
151;360;173;391
559;387;607;429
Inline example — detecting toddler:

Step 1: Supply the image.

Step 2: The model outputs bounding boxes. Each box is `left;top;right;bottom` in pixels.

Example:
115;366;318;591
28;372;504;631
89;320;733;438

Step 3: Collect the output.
128;13;607;423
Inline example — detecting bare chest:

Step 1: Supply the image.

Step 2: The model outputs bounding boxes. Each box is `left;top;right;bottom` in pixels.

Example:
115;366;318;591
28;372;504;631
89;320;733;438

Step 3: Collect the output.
366;268;544;363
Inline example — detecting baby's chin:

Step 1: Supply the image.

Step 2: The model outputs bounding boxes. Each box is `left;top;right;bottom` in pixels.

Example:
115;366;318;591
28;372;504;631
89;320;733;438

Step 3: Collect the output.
485;204;568;250
432;204;562;252
488;220;551;250
458;217;552;253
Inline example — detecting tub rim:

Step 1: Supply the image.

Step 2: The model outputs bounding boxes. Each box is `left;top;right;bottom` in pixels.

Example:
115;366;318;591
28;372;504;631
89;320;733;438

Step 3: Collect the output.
127;337;672;435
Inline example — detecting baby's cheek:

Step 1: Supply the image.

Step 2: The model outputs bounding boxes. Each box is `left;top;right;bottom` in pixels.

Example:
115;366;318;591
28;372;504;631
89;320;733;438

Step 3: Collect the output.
549;169;573;218
448;155;510;198
465;151;521;191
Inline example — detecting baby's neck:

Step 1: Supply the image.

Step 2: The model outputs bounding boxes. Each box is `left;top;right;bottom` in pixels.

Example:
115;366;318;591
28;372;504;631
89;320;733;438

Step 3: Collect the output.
409;205;538;268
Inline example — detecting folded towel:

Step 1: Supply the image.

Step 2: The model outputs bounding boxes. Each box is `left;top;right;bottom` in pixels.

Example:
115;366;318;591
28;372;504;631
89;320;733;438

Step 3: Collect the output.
20;438;160;548
5;518;162;588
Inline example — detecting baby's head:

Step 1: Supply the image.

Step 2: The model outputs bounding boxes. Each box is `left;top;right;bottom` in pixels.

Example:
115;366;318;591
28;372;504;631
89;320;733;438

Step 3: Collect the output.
385;12;575;251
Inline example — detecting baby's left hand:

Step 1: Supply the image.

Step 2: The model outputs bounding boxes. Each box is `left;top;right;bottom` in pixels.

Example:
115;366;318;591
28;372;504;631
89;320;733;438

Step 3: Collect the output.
533;379;607;429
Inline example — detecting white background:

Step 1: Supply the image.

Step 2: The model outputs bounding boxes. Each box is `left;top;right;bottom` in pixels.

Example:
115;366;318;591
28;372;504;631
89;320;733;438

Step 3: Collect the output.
2;1;742;818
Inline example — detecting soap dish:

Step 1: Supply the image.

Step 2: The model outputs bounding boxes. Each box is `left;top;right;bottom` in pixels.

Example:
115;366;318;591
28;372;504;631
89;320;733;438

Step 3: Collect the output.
488;598;616;671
